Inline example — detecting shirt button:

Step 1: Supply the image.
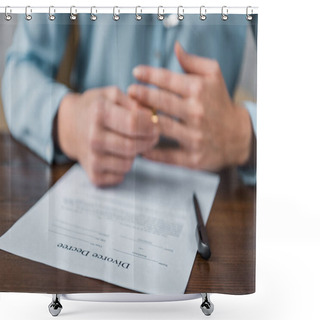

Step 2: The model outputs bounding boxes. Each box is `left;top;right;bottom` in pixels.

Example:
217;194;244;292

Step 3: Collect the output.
163;14;179;28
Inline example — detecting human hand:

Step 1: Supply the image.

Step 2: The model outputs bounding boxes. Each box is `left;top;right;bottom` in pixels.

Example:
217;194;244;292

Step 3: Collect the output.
56;86;159;186
128;42;253;171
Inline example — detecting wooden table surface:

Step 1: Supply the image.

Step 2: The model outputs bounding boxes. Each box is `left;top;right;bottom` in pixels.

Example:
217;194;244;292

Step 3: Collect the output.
0;133;256;295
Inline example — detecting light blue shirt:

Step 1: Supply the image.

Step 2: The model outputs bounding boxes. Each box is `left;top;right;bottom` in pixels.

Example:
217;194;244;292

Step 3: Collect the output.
2;13;257;182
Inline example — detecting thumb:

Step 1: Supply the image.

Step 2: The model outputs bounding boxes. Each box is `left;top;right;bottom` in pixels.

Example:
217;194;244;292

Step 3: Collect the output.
175;42;219;76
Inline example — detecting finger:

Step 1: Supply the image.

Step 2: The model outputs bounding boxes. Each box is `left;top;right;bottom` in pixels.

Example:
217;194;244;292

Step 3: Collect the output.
128;84;187;121
91;129;158;158
100;101;159;138
101;86;140;110
158;115;193;149
132;65;195;98
88;153;133;175
175;42;220;76
89;171;125;187
143;148;191;167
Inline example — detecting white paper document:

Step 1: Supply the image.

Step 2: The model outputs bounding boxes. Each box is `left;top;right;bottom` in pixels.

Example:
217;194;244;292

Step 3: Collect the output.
0;158;220;294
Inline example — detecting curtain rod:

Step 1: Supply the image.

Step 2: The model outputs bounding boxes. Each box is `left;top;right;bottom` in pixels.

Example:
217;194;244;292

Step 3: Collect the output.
0;6;259;15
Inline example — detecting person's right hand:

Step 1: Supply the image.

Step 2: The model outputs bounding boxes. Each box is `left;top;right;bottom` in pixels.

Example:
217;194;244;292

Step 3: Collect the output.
56;86;159;187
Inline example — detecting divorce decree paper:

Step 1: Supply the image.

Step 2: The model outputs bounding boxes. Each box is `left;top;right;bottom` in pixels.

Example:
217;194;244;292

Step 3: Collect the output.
0;158;219;294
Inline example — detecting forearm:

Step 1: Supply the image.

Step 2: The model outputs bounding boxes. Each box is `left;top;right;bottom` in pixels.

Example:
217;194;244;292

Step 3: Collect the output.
1;15;70;163
55;93;83;161
237;101;257;185
2;61;70;163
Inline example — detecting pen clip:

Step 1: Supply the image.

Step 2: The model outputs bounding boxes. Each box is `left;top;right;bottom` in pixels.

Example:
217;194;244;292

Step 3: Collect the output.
195;226;211;260
193;193;211;260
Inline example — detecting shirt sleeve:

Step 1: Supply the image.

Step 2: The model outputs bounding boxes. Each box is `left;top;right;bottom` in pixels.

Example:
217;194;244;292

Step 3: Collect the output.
238;100;257;186
1;15;71;164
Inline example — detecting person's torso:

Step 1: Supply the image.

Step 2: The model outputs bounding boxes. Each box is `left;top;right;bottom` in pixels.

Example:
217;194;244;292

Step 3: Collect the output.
72;14;248;97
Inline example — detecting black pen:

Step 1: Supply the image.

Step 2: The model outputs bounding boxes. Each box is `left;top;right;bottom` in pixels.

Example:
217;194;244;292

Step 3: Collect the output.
193;193;211;260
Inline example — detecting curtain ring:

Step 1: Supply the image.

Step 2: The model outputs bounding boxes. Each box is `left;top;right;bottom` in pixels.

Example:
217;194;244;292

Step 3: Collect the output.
4;6;12;21
246;6;253;21
70;6;77;21
25;6;32;21
177;6;184;21
49;6;56;21
200;6;207;21
157;6;164;21
135;6;142;21
221;6;228;21
113;6;120;21
90;6;97;21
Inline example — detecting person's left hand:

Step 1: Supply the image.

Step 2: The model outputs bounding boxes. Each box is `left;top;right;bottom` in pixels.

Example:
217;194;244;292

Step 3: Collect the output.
128;42;253;171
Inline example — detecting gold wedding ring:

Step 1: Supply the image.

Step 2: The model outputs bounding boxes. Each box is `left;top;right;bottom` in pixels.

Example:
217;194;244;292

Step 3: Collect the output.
151;109;158;124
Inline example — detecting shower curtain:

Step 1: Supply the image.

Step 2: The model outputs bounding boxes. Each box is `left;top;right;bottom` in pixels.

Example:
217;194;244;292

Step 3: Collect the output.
0;5;257;305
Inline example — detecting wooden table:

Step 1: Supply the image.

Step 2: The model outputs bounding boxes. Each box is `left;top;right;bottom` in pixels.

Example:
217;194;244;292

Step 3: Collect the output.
0;133;255;295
